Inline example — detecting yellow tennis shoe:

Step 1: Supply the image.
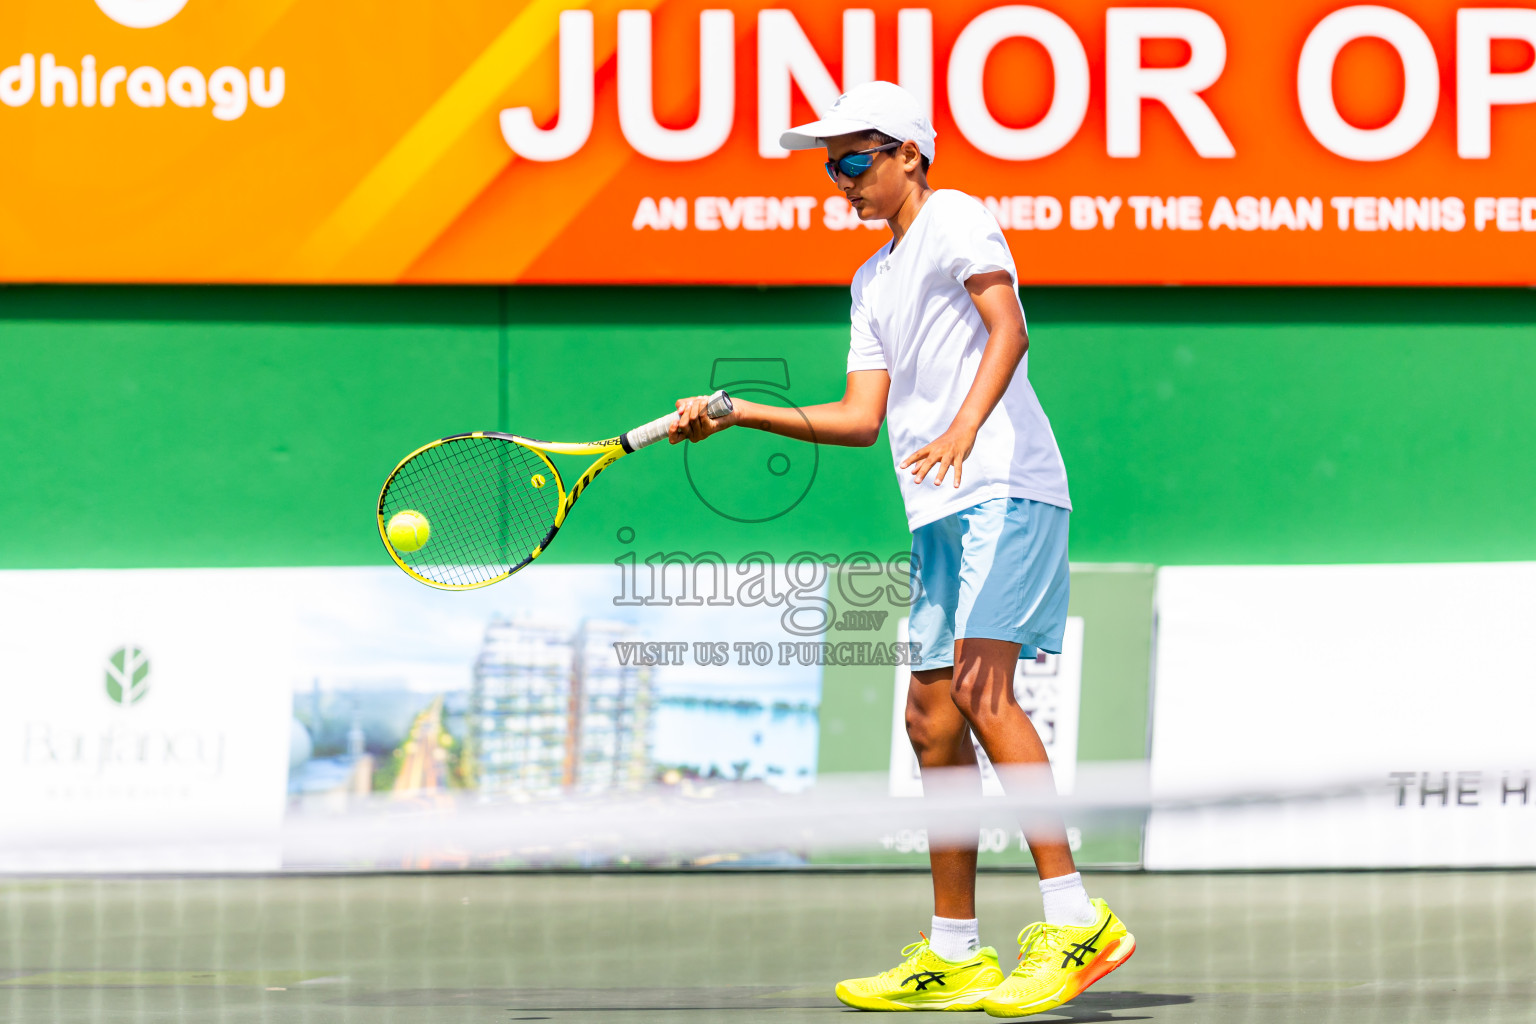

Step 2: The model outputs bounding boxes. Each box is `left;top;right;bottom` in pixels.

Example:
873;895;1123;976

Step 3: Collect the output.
835;935;1005;1011
981;899;1135;1018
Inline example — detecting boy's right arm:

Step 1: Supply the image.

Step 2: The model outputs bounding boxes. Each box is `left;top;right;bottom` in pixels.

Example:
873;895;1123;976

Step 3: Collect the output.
669;369;889;447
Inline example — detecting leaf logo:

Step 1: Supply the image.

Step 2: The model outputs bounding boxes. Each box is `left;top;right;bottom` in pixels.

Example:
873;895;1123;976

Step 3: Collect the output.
95;0;190;29
105;646;151;706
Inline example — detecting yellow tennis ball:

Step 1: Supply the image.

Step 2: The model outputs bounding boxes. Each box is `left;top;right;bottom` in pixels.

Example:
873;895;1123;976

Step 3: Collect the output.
530;473;547;489
387;510;431;553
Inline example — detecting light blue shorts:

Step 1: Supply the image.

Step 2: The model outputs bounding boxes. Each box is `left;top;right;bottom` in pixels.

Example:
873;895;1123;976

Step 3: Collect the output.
908;497;1071;671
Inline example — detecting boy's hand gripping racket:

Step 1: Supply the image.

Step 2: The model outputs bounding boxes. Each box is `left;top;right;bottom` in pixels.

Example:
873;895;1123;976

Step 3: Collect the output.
378;391;732;590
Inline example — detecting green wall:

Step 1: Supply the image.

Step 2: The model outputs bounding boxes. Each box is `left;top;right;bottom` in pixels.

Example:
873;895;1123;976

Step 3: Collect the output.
7;284;1527;867
3;285;1535;570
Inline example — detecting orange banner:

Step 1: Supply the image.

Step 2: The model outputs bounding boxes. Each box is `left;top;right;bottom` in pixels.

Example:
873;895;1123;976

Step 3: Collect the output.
3;1;1536;284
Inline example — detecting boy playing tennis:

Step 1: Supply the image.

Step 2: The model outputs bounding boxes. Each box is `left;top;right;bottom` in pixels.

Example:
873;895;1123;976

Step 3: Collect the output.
670;81;1133;1016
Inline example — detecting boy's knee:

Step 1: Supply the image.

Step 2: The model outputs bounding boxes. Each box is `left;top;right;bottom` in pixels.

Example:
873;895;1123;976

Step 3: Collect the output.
905;699;956;760
949;673;981;710
904;700;932;753
950;672;1008;716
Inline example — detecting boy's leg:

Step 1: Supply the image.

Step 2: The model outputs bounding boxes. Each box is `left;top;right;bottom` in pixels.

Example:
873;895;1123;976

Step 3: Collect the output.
915;500;1135;1017
952;636;1136;1019
832;667;1008;1010
949;636;1075;878
906;666;982;918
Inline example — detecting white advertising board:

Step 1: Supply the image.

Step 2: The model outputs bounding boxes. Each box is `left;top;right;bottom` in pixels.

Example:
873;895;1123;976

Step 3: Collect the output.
0;569;295;871
1146;563;1536;869
2;563;831;871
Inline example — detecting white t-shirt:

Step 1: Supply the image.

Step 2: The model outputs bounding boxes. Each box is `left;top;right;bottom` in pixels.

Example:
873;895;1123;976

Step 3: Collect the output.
847;188;1071;531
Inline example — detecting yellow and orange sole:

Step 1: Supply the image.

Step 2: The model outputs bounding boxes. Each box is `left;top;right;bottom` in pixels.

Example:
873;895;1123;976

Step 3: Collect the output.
835;982;1002;1012
980;934;1137;1018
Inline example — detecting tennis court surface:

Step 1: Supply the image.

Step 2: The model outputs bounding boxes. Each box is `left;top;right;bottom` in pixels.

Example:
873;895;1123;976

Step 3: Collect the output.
3;870;1530;1023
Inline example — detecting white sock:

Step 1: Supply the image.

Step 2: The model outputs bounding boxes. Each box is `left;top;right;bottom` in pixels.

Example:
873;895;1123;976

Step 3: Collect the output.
1039;872;1097;927
928;916;981;962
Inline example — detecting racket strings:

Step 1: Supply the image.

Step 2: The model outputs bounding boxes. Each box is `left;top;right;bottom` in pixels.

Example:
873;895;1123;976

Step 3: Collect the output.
381;437;560;586
396;442;553;584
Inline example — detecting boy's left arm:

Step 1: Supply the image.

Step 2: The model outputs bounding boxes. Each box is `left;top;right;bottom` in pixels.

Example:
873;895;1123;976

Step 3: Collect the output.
902;270;1028;486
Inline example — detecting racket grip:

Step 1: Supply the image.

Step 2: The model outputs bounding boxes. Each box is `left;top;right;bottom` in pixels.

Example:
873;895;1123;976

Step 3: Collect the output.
623;390;734;452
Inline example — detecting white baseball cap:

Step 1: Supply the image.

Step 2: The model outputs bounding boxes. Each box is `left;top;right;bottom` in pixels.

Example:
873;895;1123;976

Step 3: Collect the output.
779;81;936;162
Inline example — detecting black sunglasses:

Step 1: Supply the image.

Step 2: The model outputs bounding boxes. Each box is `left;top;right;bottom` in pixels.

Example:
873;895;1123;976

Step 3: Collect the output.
824;141;902;183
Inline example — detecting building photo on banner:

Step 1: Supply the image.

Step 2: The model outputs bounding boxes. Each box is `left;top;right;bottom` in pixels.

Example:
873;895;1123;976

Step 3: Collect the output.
4;0;1536;1020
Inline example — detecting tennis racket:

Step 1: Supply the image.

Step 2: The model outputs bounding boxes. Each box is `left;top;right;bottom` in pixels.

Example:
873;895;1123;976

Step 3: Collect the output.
377;390;733;590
